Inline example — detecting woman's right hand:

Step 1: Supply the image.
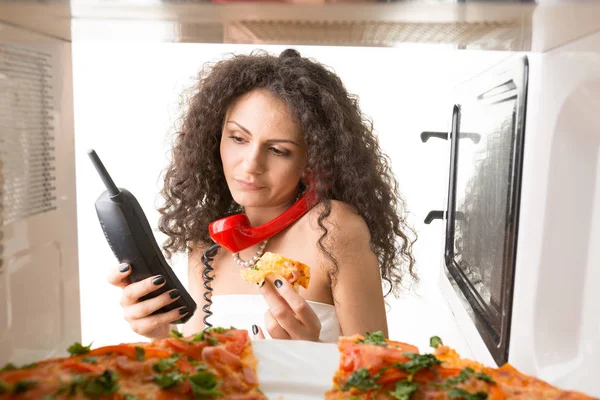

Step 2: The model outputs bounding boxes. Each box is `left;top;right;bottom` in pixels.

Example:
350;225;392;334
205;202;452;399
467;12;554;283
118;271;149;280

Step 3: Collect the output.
107;263;189;339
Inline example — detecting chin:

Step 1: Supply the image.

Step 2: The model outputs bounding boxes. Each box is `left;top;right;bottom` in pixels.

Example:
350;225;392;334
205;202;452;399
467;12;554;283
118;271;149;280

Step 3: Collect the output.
231;192;268;208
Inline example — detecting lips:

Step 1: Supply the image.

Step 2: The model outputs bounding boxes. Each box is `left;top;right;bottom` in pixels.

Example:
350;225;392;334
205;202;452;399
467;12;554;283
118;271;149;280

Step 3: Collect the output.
235;179;265;190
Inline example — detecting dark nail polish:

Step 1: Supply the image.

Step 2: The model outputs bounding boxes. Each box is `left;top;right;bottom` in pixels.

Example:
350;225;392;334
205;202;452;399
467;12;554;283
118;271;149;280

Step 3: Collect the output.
153;276;165;285
169;290;180;299
274;279;283;289
119;264;130;273
252;324;258;335
179;307;189;315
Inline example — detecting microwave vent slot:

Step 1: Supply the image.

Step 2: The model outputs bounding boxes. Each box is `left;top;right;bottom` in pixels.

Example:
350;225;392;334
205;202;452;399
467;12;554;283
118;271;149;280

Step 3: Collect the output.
0;44;57;228
228;19;525;49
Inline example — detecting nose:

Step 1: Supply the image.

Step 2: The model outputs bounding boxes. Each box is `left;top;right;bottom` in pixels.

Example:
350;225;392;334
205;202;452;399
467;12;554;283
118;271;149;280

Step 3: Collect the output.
241;145;265;175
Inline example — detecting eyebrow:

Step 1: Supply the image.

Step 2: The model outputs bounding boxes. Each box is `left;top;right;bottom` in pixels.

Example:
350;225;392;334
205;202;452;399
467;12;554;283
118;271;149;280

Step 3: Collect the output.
226;120;301;146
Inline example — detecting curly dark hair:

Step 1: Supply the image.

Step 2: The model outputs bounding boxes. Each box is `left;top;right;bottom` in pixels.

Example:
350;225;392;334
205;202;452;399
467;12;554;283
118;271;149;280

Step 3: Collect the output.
158;48;417;297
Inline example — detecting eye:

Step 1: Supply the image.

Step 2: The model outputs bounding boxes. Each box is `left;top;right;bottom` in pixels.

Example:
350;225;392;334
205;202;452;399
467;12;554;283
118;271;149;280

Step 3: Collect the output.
270;147;290;157
229;135;245;144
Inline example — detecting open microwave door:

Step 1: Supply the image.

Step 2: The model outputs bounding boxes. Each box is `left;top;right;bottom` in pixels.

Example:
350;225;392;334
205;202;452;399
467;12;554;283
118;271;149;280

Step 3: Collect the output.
440;56;528;367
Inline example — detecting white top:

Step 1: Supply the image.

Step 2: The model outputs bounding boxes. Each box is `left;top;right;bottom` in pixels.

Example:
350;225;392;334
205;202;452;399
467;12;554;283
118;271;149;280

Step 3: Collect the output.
205;294;342;343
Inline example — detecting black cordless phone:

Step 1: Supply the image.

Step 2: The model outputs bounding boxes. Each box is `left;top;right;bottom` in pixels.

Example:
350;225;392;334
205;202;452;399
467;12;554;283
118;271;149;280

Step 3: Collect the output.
88;149;196;324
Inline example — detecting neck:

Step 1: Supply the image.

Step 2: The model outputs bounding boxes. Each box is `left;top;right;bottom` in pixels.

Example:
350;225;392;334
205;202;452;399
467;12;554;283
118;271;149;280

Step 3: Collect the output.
243;198;296;227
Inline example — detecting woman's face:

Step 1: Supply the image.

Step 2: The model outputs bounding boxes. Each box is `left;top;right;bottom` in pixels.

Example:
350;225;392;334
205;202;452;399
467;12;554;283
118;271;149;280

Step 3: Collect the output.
220;89;307;208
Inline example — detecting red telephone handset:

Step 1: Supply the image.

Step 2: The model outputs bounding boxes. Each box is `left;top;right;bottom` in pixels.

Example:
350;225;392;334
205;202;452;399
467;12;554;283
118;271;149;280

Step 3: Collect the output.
208;190;318;253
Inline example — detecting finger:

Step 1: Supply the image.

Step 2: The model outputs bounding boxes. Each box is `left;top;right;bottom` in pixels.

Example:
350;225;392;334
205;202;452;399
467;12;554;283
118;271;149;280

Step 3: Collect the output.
260;275;301;333
288;270;299;285
124;288;182;321
264;274;319;330
120;275;166;307
129;306;189;337
252;324;265;340
264;310;291;340
107;264;132;289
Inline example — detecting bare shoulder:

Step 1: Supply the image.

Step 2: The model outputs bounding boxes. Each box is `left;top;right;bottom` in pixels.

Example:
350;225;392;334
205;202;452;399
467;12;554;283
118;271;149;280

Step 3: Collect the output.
302;200;373;272
306;199;371;245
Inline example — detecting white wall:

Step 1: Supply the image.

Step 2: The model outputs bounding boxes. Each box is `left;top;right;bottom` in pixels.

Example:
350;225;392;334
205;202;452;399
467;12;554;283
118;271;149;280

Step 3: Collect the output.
72;42;506;354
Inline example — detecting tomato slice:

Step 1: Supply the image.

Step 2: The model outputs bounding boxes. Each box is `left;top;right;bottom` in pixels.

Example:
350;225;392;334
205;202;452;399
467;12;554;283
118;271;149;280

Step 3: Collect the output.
87;345;171;359
0;368;36;384
164;338;207;360
62;359;104;374
176;357;196;374
156;390;192;400
215;330;249;355
386;340;419;354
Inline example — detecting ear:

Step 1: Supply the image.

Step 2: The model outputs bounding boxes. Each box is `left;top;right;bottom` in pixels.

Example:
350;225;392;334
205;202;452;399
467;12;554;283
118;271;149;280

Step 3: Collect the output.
300;169;315;188
302;169;333;194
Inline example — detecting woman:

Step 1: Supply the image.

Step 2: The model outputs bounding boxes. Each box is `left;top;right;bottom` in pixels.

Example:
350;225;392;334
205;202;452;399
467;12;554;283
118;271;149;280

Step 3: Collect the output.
107;48;416;343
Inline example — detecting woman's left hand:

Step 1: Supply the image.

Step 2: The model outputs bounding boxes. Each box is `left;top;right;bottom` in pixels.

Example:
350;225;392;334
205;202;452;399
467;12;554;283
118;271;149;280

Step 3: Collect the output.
254;274;322;341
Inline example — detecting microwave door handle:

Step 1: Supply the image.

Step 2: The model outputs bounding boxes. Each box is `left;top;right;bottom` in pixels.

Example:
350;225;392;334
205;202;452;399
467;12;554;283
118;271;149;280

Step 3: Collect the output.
421;131;479;144
424;210;445;224
460;132;481;144
420;131;448;142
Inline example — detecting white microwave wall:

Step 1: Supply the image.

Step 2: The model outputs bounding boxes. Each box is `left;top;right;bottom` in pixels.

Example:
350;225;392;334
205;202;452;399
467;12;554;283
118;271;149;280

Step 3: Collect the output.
440;30;600;397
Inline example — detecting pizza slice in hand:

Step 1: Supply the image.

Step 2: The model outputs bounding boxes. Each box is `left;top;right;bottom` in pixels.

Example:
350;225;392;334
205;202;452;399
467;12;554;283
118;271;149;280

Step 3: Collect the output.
240;252;310;293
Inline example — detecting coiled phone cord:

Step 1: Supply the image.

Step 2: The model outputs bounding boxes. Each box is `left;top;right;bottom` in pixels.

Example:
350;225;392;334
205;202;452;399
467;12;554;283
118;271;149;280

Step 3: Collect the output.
201;243;220;332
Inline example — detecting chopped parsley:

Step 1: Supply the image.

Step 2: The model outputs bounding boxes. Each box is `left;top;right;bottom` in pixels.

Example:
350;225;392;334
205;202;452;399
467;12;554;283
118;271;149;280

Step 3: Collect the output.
47;375;85;398
134;346;145;361
356;331;387;346
341;368;380;392
187;359;209;371
153;372;185;389
0;363;17;372
389;380;417;400
436;368;471;388
153;354;180;373
430;336;443;349
123;394;140;400
195;363;209;371
434;368;495;389
206;327;229;333
189;371;224;397
0;362;36;372
396;353;441;377
190;332;205;342
83;370;120;397
170;330;183;339
152;369;222;396
190;333;219;345
13;380;38;393
188;326;234;344
67;342;92;356
0;381;11;394
447;387;488;400
43;371;120;398
474;371;495;383
82;356;98;364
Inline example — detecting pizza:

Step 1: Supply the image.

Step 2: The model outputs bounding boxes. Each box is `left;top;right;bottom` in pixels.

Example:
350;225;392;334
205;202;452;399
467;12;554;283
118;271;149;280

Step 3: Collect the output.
240;252;310;293
325;332;597;400
0;327;265;400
